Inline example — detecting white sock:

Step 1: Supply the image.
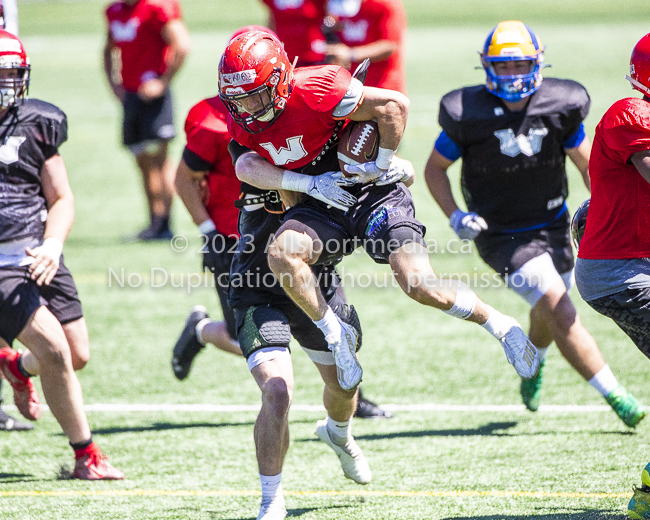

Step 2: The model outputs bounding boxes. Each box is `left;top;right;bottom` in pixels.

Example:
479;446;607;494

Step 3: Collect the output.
480;306;517;340
195;318;211;346
537;347;550;362
327;415;352;445
260;472;283;503
314;307;341;343
588;364;619;397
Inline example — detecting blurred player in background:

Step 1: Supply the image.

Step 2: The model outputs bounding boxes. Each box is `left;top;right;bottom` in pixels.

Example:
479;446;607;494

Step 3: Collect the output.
324;0;406;93
0;0;18;36
0;0;24;431
171;25;390;420
259;0;326;67
572;33;650;518
0;30;123;478
425;21;646;427
103;0;190;240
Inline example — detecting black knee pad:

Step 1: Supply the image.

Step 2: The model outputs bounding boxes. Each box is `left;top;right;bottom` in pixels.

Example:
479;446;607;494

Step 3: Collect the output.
236;306;292;359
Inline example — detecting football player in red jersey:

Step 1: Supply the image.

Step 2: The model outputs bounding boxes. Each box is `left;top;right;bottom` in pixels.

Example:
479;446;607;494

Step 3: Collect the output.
574;33;650;518
103;0;190;240
171;79;391;417
425;21;646;426
221;26;539;441
260;0;327;67
324;0;406;93
0;30;123;479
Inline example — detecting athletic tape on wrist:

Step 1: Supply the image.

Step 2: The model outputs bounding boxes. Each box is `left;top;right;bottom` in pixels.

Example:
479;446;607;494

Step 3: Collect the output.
376;147;396;170
443;285;477;320
281;170;310;193
198;219;216;234
42;237;63;259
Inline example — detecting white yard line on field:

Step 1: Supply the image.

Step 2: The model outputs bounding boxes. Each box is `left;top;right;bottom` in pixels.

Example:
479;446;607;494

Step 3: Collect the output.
0;489;632;498
1;403;614;413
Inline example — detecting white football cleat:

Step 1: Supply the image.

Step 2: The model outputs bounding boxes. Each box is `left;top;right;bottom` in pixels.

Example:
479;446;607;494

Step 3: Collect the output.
500;324;540;380
315;419;371;485
257;498;287;520
325;318;362;391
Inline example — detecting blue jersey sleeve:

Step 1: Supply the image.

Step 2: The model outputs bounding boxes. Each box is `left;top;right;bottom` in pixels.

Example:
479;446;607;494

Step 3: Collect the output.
563;123;586;149
434;130;464;162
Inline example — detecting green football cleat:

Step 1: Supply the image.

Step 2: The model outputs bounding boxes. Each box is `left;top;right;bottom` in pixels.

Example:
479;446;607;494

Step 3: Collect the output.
629;486;650;519
520;359;545;412
606;385;647;428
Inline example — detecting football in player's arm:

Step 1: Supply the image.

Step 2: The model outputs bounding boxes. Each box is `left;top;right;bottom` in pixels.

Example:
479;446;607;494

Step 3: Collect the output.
222;31;541;401
424;20;646;425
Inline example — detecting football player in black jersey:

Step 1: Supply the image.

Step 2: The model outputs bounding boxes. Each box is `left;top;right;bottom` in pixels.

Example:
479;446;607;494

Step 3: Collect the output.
425;20;646;426
0;31;124;478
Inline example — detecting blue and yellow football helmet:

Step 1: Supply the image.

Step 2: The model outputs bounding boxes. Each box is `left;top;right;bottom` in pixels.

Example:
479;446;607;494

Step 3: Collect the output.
481;20;544;102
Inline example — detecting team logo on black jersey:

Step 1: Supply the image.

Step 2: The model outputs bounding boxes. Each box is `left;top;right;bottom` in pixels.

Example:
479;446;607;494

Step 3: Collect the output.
0;136;25;164
494;128;548;158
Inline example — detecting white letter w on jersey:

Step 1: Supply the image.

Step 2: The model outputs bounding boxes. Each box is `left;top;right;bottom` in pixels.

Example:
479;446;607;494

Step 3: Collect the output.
0;136;26;165
260;136;307;166
494;128;548;157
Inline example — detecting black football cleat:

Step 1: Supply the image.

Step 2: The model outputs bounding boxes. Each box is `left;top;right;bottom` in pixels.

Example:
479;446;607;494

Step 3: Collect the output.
172;306;209;380
0;402;34;431
136;225;173;241
354;389;392;420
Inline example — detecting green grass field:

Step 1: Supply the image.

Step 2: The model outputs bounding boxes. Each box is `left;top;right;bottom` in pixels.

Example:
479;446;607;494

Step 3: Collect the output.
3;1;650;518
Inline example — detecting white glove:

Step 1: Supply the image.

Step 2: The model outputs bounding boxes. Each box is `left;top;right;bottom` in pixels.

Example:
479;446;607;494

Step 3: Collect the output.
282;170;357;211
449;209;487;240
374;157;415;186
342;161;386;183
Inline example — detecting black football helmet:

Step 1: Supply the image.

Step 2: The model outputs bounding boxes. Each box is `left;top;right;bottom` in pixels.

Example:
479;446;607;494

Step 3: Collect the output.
571;198;590;249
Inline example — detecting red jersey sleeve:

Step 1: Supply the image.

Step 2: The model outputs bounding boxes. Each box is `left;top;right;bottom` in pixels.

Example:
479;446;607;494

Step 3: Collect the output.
151;0;181;27
184;101;229;167
300;66;352;115
602;99;650;163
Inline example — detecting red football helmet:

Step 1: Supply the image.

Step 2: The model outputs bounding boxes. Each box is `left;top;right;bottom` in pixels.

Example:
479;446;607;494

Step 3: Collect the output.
627;33;650;96
229;25;278;42
219;30;293;133
0;30;29;109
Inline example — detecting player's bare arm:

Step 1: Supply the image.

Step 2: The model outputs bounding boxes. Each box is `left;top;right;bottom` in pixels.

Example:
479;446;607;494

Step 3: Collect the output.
138;19;190;101
235;151;357;212
26;154;74;287
174;159;210;226
102;35;125;101
326;40;396;70
630;149;650;183
424;148;460;218
424;147;487;240
565;136;592;191
348;86;408;153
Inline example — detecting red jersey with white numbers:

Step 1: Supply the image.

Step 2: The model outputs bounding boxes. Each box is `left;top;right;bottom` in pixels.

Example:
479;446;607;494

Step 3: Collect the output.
579;97;650;259
334;0;406;93
228;65;352;171
105;0;181;92
261;0;326;66
184;97;241;237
